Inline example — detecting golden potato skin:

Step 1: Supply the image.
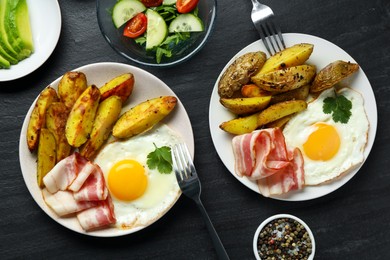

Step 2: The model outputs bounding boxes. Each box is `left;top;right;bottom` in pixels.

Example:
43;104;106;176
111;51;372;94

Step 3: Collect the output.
26;86;58;152
65;85;101;147
270;84;310;105
99;73;134;103
58;71;88;109
220;96;271;115
241;84;272;97
257;43;314;75
37;128;56;188
252;65;316;93
218;51;267;98
80;96;122;160
310;60;359;93
113;96;177;139
257;100;307;127
219;113;259;135
265;114;294;129
46;102;72;162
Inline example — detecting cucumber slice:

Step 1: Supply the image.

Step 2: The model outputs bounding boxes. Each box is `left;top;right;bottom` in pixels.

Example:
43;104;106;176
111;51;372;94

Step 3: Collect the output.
112;0;146;28
168;14;204;33
162;0;176;5
145;9;167;50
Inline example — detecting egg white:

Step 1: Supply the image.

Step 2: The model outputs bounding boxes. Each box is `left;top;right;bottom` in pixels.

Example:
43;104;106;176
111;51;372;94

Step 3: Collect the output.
94;123;183;229
283;87;369;185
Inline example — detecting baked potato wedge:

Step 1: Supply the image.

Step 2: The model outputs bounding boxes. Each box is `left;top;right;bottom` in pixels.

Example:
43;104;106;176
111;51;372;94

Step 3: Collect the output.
220;96;271;115
26;86;58;152
58;71;88;109
219;113;259;135
37;128;56;188
251;65;316;93
80;96;122;160
257;100;307;127
270;84;310;105
310;60;359;93
46;102;72;162
65;85;101;147
99;73;134;103
265;114;295;129
113;96;177;139
241;84;272;97
256;43;314;75
218;51;267;98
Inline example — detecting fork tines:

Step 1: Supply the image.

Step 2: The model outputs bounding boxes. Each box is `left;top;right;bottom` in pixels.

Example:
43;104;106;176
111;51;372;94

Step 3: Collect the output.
171;143;196;182
258;17;286;56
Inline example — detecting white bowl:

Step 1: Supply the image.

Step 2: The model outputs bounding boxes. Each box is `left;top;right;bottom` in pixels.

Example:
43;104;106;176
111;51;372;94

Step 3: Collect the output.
253;214;315;260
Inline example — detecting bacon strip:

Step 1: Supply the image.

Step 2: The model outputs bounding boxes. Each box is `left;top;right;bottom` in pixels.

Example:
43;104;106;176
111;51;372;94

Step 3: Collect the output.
42;188;98;217
68;162;95;192
76;196;116;231
73;164;108;202
232;128;305;196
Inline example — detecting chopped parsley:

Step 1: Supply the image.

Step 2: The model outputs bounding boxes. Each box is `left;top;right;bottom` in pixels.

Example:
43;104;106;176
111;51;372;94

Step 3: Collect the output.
323;93;352;123
147;144;172;174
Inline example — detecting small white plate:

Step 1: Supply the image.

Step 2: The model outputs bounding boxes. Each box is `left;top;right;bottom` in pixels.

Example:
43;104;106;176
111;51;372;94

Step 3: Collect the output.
253;214;315;260
209;33;377;201
0;0;61;81
19;62;194;237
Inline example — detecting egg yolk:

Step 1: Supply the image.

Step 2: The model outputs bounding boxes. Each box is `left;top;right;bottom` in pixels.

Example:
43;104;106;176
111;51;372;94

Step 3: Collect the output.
303;123;340;161
108;159;147;201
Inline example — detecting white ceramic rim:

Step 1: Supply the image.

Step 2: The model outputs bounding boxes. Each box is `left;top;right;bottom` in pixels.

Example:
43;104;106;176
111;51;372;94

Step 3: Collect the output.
253;214;316;260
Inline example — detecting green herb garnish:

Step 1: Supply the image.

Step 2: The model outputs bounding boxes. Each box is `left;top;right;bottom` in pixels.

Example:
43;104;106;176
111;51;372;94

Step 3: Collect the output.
323;94;352;123
147;144;172;174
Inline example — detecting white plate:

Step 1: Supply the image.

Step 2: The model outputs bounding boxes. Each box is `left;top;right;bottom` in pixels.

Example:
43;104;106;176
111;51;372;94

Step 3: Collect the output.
209;33;377;201
0;0;61;81
19;62;194;237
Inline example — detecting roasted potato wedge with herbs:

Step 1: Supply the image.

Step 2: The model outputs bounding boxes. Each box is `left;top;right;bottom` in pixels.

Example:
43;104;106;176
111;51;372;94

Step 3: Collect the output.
80;96;122;160
37;128;56;188
218;51;267;98
99;73;134;103
251;65;316;93
256;43;314;75
65;85;101;147
220;96;271;115
58;71;88;109
46;102;72;162
241;84;272;97
265;114;295;129
219;113;259;135
113;96;177;139
310;60;359;93
26;86;58;152
257;100;307;127
270;84;310;105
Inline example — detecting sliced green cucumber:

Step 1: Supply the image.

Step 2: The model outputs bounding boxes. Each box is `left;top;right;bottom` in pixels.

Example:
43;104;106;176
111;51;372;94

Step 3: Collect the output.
145;9;167;50
168;14;204;33
112;0;146;28
162;0;176;5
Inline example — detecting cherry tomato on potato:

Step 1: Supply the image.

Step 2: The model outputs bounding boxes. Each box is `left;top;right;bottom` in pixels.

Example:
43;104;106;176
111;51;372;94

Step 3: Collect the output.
141;0;163;7
176;0;199;13
123;13;148;38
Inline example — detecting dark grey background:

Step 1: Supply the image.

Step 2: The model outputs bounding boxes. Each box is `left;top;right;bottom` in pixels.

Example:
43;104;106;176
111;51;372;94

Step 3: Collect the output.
1;0;389;259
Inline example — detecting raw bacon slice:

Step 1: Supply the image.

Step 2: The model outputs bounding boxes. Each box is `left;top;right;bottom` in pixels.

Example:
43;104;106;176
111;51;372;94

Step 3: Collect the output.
68;162;96;192
43;153;88;193
76;196;116;231
42;188;98;217
232;128;305;196
73;164;108;202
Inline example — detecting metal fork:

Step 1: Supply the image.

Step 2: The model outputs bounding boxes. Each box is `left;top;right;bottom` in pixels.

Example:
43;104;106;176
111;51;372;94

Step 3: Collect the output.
171;143;230;260
251;0;286;55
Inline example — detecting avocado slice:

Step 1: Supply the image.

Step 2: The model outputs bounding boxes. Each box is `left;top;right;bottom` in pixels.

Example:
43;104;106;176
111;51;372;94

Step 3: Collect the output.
0;52;11;68
0;0;20;61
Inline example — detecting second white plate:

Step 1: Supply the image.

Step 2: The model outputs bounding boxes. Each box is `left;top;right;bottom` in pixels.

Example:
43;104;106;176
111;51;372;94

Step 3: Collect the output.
209;33;377;201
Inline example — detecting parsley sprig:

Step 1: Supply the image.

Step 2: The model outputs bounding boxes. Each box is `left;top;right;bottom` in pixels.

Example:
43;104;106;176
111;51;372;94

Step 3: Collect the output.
147;144;173;174
323;93;352;123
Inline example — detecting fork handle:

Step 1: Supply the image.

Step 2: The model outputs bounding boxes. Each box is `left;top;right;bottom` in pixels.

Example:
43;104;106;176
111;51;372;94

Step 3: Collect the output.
195;199;230;260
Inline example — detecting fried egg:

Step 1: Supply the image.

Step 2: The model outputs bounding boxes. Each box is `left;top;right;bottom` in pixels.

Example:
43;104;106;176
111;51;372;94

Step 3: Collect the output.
94;123;182;229
283;87;369;185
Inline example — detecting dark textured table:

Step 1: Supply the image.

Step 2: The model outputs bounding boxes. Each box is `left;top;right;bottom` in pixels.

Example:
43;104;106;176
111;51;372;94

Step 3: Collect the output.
1;0;389;259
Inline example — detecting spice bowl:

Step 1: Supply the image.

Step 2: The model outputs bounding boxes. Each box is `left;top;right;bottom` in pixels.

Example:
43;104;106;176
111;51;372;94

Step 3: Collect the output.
253;214;315;260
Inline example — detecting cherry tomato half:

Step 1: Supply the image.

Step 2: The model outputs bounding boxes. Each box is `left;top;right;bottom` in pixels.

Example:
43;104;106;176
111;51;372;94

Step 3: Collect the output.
176;0;199;13
123;13;148;38
141;0;163;7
